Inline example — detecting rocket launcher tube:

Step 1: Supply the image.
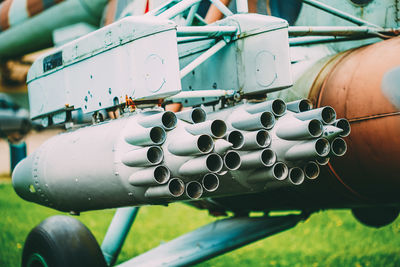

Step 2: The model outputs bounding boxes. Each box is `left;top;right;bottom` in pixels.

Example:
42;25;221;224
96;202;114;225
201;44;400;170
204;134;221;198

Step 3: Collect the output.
304;161;320;180
239;148;276;169
230;111;275;131
288;167;305;185
185;181;203;199
202;173;220;192
246;99;287;117
246;162;289;184
138;111;177;130
226;131;244;149
286;99;312;113
224;151;242;171
330;137;347;157
176;107;206;124
144;178;185;199
239;130;271;150
124;126;166;146
276;118;323;140
334;118;351;137
128;165;170;186
185;119;227;138
284;138;330;161
295;106;336;125
168;134;214;156
122;146;164;167
179;153;223;176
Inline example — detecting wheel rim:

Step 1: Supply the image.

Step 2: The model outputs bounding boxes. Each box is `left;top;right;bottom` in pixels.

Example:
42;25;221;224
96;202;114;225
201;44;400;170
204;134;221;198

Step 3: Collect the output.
27;253;49;267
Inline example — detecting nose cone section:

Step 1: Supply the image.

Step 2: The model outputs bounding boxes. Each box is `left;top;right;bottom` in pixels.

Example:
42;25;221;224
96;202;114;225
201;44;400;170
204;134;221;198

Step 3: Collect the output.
12;155;41;204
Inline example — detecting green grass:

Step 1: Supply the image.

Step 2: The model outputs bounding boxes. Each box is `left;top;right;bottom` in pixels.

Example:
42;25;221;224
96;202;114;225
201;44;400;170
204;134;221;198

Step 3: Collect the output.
1;178;400;267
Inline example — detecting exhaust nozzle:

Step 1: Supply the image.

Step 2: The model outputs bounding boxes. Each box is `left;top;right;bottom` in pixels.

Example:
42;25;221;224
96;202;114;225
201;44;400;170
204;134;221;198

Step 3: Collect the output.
276;118;323;140
246;99;287;117
179;153;223;176
331;137;347;157
334;119;351;137
285;138;330;161
202;173;220;192
168;134;214;156
286;99;312;113
186;181;203;199
240;148;277;169
122;146;164;167
230;111;275;130
304;161;320;180
139;111;177;130
145;178;185;199
129;165;170;186
125;126;166;146
295;106;336;124
224;150;242;170
185;119;227;138
176;107;207;124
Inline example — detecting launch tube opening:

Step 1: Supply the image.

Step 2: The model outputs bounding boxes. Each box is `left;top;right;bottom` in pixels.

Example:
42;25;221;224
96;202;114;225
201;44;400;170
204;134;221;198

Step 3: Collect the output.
150;127;166;144
168;178;185;197
197;135;214;153
273;162;289;181
261;112;275;129
206;154;223;173
304;162;320;180
335;119;351;137
224;151;241;170
228;131;244;149
315;138;330;157
256;130;270;147
299;99;312;112
162;111;177;129
202;173;219;192
261;149;276;167
147;147;163;164
289;167;305;185
321;106;336;124
192;108;206;123
309;119;323;137
332;138;347;156
186;181;203;199
154;166;170;184
272;99;287;117
316;157;330;165
211;120;227;138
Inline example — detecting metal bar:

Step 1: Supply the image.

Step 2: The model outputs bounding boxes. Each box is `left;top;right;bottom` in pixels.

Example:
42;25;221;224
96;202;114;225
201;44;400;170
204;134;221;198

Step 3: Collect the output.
236;0;248;13
9;141;27;172
186;3;200;26
177;36;213;44
289;26;400;37
289;35;374;46
208;0;234;17
167;89;236;100
116;215;303;267
157;0;202;19
101;207;139;266
299;0;381;28
180;39;227;79
194;13;208;25
177;26;237;37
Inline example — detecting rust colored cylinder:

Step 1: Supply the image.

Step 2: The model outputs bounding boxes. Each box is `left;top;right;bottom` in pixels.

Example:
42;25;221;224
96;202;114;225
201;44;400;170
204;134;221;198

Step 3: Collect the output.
310;37;400;203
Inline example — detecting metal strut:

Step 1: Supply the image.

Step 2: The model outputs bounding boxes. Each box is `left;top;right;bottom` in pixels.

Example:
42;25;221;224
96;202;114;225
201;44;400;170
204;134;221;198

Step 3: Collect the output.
116;214;305;267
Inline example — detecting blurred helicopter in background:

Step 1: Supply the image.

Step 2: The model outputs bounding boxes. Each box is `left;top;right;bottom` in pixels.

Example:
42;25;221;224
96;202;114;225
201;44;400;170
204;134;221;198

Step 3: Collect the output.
1;0;400;266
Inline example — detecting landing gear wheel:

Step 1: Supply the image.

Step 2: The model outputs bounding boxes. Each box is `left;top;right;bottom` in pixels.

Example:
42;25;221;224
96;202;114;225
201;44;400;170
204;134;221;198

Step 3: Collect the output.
22;215;107;267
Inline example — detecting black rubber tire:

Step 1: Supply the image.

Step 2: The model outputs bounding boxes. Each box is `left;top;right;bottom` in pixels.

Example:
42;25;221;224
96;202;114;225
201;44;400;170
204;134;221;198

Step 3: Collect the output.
22;215;107;267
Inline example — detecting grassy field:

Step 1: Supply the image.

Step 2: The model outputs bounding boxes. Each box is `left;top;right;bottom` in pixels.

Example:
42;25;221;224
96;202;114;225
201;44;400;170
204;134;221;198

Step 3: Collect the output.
1;177;400;267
